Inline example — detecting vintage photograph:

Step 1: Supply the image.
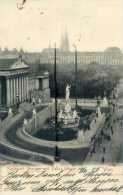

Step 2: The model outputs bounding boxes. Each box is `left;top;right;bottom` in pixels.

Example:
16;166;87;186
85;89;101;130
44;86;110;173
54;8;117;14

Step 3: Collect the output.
0;0;123;166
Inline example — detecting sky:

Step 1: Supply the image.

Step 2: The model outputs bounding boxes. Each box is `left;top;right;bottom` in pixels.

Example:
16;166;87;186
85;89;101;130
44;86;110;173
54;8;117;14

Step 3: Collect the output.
0;0;123;52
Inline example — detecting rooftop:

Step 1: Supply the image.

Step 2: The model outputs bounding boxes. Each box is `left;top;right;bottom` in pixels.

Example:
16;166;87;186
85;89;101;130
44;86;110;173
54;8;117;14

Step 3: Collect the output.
0;55;29;71
104;47;122;53
41;47;122;55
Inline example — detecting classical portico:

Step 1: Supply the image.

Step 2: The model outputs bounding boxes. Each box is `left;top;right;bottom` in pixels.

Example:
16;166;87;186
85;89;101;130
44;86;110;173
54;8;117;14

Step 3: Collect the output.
0;56;29;109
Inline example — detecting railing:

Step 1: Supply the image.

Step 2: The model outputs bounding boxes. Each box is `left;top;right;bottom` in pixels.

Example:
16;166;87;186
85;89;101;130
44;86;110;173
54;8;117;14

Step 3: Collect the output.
53;98;105;107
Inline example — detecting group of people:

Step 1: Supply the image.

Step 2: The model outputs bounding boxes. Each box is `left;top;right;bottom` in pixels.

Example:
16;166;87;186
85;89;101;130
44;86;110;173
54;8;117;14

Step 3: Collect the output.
88;121;114;163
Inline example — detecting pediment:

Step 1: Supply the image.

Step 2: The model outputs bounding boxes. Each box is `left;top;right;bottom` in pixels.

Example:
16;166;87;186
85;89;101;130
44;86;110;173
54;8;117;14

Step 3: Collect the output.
11;59;29;70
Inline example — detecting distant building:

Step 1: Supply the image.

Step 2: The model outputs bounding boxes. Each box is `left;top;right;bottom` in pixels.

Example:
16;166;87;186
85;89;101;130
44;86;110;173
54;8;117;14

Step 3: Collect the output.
40;46;123;66
40;31;123;66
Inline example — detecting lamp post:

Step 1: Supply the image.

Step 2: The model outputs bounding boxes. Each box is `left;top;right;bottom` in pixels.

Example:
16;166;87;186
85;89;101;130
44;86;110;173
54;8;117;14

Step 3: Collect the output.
75;47;78;109
54;44;60;162
73;44;78;109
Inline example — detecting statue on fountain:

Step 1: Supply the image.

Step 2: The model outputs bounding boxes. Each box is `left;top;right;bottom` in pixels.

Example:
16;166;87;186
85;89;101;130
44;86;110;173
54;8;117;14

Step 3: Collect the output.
66;84;71;102
65;84;71;113
58;84;80;127
58;110;64;119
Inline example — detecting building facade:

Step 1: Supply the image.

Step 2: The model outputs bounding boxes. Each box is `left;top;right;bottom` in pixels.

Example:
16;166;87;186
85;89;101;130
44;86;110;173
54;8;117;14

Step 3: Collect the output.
0;56;50;110
40;47;123;66
40;32;123;66
0;56;29;109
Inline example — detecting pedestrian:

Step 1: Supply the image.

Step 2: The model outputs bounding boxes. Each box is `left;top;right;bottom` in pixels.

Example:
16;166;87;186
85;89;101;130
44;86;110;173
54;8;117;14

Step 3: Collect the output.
101;156;105;163
92;146;96;154
32;97;35;106
88;150;92;157
101;130;104;136
102;147;106;153
111;129;113;135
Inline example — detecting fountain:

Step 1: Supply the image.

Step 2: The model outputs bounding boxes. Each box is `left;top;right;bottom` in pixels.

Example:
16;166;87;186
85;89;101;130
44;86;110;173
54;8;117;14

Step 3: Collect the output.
58;84;80;127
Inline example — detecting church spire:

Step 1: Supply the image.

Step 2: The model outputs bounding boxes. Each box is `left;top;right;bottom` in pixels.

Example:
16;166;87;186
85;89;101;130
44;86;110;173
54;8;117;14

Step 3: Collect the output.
60;28;70;52
49;40;51;50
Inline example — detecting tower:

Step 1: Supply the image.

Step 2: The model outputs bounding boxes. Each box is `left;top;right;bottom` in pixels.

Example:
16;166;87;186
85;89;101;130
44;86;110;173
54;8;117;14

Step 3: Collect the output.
60;29;70;52
48;40;51;50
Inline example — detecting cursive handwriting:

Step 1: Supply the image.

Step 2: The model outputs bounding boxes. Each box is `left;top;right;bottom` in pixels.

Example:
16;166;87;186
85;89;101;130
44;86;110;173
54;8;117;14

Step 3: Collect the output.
1;166;123;194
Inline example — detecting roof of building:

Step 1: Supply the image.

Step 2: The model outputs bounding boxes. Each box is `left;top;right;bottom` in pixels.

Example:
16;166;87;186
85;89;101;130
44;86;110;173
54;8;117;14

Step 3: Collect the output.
41;47;122;55
104;47;122;53
0;56;29;71
36;71;49;79
42;48;61;53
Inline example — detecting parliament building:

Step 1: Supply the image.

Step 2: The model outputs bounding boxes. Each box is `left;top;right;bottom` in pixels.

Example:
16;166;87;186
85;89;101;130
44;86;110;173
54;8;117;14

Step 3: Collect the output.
0;55;50;111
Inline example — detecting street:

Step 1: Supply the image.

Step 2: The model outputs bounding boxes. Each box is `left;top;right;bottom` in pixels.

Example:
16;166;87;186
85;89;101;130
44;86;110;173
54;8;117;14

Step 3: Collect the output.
84;79;123;164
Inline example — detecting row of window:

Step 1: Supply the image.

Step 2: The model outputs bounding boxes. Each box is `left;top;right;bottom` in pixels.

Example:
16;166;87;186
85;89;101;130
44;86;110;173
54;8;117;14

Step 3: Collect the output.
40;55;123;65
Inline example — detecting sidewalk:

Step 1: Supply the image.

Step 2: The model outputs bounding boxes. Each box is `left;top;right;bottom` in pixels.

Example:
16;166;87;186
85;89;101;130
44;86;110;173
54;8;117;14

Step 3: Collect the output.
84;102;123;164
85;125;122;164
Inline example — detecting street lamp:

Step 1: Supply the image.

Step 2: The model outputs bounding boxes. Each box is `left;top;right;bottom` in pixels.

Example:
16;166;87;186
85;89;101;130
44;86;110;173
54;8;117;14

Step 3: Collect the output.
54;43;60;162
73;44;78;109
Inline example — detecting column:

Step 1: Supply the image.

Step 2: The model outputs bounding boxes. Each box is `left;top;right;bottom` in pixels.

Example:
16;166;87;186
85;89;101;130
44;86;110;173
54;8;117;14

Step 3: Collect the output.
23;76;25;101
16;76;19;96
21;76;24;102
24;76;27;100
19;76;22;103
9;78;11;105
10;78;13;105
18;77;20;100
26;76;29;100
0;81;2;106
25;76;27;100
6;78;10;106
15;77;17;103
9;78;12;106
13;77;16;104
23;76;26;101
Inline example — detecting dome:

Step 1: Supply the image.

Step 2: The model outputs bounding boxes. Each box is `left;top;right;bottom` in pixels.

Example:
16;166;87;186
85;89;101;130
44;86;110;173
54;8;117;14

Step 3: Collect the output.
104;47;122;53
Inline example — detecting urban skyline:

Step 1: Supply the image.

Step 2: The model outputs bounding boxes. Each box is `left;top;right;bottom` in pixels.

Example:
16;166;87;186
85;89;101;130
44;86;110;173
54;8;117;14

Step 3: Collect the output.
0;0;122;52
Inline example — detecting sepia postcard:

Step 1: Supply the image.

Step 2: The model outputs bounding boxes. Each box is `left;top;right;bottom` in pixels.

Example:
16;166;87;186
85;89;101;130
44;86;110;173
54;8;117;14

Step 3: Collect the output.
0;0;123;194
